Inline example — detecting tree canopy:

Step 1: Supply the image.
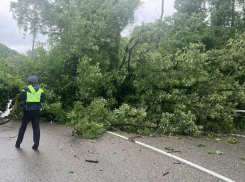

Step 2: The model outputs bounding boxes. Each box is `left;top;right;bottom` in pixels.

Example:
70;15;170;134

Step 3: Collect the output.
2;0;245;138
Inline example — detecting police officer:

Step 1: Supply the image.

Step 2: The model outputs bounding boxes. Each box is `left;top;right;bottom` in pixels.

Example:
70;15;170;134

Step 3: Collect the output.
15;75;45;150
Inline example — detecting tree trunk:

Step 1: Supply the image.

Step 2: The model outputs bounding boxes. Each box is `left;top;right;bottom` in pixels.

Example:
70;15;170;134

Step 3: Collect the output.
31;32;36;58
231;0;235;27
0;118;11;125
160;0;164;20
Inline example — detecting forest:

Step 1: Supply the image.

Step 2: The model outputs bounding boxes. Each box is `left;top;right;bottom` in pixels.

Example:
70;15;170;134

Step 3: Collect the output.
1;0;245;138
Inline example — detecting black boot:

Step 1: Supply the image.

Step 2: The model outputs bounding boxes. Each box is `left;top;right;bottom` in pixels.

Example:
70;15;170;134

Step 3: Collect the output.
15;143;20;148
32;145;38;150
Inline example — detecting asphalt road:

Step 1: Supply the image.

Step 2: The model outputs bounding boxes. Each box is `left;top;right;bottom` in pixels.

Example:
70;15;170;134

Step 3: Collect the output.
0;120;244;182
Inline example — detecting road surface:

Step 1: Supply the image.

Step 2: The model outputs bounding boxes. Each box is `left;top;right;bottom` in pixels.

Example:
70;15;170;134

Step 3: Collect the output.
0;120;244;182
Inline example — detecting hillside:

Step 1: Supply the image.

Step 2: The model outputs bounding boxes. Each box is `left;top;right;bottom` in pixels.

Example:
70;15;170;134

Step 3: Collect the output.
0;42;19;58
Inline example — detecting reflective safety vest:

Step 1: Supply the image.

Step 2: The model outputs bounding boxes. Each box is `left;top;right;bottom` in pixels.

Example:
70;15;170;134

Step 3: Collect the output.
26;85;43;102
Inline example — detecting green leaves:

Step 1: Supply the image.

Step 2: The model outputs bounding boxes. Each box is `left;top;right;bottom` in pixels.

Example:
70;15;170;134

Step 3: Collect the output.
197;143;206;147
7;0;245;137
226;137;239;144
67;98;109;138
208;150;223;155
0;58;23;112
109;104;148;131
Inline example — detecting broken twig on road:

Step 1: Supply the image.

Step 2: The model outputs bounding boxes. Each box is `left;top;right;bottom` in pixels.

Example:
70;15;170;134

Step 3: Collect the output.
85;159;98;163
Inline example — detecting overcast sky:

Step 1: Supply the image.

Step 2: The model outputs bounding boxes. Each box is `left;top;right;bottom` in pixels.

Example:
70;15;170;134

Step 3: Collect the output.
0;0;176;54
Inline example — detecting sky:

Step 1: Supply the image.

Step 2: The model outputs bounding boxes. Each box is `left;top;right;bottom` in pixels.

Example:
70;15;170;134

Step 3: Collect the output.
0;0;176;54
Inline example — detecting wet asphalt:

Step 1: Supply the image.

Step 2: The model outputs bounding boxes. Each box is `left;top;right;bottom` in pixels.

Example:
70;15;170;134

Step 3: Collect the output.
0;120;244;182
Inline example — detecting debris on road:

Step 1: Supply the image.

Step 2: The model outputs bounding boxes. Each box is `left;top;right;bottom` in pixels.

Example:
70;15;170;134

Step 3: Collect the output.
163;172;169;176
226;137;239;144
207;150;223;155
197;143;206;147
128;135;142;142
85;159;98;163
165;147;182;153
173;162;182;164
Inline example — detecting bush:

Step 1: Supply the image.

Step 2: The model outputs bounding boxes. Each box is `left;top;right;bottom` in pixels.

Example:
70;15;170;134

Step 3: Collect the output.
0;58;23;112
74;121;105;139
41;101;68;123
108;103;150;133
158;108;202;136
67;98;110;138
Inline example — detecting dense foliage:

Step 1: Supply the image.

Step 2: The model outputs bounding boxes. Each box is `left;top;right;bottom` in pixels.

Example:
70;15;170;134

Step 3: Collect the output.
2;0;245;138
0;57;23;113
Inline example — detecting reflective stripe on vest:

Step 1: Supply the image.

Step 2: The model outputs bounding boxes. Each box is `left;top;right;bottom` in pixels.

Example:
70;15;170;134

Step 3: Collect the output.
26;85;43;102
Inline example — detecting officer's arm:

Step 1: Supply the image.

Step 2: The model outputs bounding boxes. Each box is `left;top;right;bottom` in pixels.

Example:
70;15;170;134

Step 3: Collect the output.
41;92;45;103
19;89;26;101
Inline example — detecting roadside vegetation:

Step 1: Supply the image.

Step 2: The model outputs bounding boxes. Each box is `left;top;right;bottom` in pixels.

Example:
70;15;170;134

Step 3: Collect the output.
1;0;245;138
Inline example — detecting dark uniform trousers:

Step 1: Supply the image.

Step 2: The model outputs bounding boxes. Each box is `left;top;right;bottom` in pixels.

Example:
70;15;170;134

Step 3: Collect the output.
16;110;40;147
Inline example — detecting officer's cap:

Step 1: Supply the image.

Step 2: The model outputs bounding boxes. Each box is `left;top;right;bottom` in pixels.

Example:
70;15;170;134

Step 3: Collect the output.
27;75;38;83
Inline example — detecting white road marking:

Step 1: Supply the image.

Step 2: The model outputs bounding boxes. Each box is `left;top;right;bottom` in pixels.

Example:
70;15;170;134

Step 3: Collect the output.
107;131;236;182
230;134;245;138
